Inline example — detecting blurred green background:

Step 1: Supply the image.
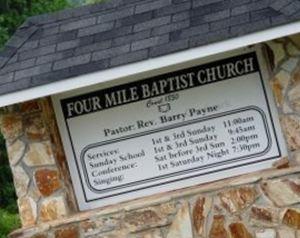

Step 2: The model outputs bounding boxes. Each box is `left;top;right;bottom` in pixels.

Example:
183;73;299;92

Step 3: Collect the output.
0;134;19;238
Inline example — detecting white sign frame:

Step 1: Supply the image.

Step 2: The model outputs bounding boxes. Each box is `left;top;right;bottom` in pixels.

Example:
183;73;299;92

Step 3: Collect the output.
52;47;287;211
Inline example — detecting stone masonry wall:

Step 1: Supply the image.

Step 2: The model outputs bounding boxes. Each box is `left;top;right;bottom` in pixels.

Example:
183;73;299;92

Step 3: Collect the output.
0;98;77;228
5;34;300;238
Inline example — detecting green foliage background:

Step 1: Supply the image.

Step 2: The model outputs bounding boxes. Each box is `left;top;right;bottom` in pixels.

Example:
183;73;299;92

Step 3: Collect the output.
0;134;16;212
0;134;20;238
0;0;72;48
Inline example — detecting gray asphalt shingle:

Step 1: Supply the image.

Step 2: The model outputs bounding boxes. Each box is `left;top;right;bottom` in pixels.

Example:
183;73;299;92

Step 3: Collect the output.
0;0;300;96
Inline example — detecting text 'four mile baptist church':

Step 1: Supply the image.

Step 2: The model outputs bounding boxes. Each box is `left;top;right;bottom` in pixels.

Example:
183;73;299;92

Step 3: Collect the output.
62;53;257;119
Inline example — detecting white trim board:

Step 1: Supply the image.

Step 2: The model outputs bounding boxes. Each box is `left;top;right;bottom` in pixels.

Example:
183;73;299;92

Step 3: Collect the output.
1;21;300;107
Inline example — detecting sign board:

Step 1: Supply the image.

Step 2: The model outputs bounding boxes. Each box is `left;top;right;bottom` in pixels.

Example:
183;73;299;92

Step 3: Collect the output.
52;48;287;210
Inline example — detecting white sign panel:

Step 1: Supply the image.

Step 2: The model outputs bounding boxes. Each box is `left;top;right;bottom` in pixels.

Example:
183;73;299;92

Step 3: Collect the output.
52;48;287;210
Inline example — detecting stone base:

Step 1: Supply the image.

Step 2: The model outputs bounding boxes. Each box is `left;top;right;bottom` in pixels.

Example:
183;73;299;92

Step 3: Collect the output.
9;165;300;238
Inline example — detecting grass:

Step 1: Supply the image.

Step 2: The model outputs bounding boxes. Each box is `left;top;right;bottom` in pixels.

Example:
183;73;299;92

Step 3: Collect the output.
0;208;20;238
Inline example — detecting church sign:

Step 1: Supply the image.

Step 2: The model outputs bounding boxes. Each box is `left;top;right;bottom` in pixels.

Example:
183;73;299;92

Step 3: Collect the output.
52;48;287;210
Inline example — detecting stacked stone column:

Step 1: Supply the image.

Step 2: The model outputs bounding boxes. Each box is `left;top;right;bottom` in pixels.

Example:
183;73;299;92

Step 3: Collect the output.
0;99;76;227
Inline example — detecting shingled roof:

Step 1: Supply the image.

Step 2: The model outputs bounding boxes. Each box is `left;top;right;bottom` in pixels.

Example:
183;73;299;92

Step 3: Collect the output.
0;0;300;97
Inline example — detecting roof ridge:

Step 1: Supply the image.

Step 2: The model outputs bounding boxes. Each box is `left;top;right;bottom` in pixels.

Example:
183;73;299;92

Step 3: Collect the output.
270;0;300;16
26;0;138;26
0;0;123;70
0;23;38;70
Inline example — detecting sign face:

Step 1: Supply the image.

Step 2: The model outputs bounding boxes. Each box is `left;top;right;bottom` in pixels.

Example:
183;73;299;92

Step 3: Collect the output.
52;48;287;210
